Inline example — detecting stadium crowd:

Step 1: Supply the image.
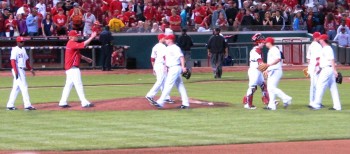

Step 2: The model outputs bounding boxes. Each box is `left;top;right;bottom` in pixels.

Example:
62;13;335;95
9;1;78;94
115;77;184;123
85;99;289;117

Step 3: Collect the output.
0;0;349;40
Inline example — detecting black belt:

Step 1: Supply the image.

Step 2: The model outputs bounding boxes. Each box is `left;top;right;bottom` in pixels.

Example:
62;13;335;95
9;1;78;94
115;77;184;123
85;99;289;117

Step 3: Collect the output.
19;67;25;69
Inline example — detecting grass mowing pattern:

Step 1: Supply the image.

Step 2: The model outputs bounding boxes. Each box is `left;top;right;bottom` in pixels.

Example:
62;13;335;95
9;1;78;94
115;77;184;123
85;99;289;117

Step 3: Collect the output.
0;71;349;150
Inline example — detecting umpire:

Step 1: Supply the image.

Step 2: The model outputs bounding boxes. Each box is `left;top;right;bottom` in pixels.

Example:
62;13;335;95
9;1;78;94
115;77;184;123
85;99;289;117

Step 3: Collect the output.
177;28;193;71
99;26;114;71
207;28;228;79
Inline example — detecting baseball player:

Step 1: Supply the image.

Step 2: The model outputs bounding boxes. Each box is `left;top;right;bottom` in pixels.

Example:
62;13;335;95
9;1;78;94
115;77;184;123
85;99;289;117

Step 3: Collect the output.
6;37;36;110
306;32;323;108
145;33;174;104
264;37;292;110
59;30;96;108
310;34;341;110
243;33;270;110
151;34;190;109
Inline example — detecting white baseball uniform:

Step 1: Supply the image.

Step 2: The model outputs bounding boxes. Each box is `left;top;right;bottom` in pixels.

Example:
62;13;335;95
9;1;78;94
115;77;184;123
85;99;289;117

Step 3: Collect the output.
266;46;292;110
146;42;171;99
156;44;189;107
311;45;341;110
243;46;269;108
7;46;33;108
306;41;322;105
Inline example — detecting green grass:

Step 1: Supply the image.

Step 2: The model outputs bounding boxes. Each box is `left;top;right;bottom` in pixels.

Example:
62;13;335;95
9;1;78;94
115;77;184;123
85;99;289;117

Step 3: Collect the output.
0;70;349;151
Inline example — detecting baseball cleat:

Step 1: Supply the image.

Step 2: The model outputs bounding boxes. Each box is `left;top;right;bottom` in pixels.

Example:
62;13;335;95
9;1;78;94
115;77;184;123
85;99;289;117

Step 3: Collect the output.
309;106;321;110
263;106;275;110
6;107;17;110
165;99;175;104
145;96;154;104
24;106;36;111
178;105;189;109
59;105;71;108
328;107;341;111
82;103;94;108
283;98;292;109
153;102;163;109
244;104;257;110
320;104;325;108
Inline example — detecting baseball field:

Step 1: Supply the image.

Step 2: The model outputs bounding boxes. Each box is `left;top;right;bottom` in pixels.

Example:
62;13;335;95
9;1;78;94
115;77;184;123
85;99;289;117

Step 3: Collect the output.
0;66;349;153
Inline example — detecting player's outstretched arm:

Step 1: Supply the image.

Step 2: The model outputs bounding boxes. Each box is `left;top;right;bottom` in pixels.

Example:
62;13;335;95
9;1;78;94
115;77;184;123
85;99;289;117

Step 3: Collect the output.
180;56;186;73
81;55;93;63
84;32;97;46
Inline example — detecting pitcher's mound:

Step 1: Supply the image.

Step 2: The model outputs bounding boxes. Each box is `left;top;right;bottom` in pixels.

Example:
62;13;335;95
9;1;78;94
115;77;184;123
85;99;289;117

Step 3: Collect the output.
35;97;230;111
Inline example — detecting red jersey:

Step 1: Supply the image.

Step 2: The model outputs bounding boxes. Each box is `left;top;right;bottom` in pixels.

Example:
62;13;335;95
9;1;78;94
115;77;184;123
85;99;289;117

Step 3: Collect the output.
193;8;205;24
154;10;164;22
165;0;178;16
144;6;156;20
282;0;297;8
101;0;112;12
117;14;129;25
53;14;67;26
169;15;181;31
37;13;43;28
110;0;122;14
217;18;227;27
15;0;25;8
5;19;17;32
125;11;136;21
51;7;60;16
64;40;85;70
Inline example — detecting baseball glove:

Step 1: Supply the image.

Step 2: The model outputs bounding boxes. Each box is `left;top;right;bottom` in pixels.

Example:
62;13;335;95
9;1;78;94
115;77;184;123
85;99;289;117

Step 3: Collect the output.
257;63;269;72
182;69;191;80
303;67;309;77
336;72;342;84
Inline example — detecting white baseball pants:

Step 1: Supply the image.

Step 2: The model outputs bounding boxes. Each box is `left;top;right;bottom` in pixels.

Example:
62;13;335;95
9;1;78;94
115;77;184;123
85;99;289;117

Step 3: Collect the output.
267;69;291;110
59;67;90;107
7;68;33;108
309;73;319;106
311;67;341;110
146;64;170;99
156;65;189;107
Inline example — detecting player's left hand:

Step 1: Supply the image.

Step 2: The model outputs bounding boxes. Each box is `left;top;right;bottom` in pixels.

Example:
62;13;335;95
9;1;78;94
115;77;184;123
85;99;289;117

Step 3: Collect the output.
334;70;338;77
30;69;35;76
182;67;187;73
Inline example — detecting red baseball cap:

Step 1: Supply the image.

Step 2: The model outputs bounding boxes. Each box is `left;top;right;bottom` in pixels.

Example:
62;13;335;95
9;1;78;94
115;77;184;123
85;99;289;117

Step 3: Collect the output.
318;34;328;40
16;36;25;42
313;32;321;39
264;37;274;44
68;30;80;37
158;33;165;40
165;34;175;40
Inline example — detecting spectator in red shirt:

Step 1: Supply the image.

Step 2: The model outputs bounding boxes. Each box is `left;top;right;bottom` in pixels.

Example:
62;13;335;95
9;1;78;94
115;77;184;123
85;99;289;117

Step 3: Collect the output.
202;1;215;15
53;8;68;35
5;13;18;37
154;7;165;24
216;13;228;30
59;30;96;108
101;0;112;13
125;6;137;26
169;9;181;32
0;12;6;37
193;3;205;29
117;10;129;26
165;0;178;16
144;2;156;21
51;2;64;16
324;13;338;40
110;0;122;14
82;0;92;13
